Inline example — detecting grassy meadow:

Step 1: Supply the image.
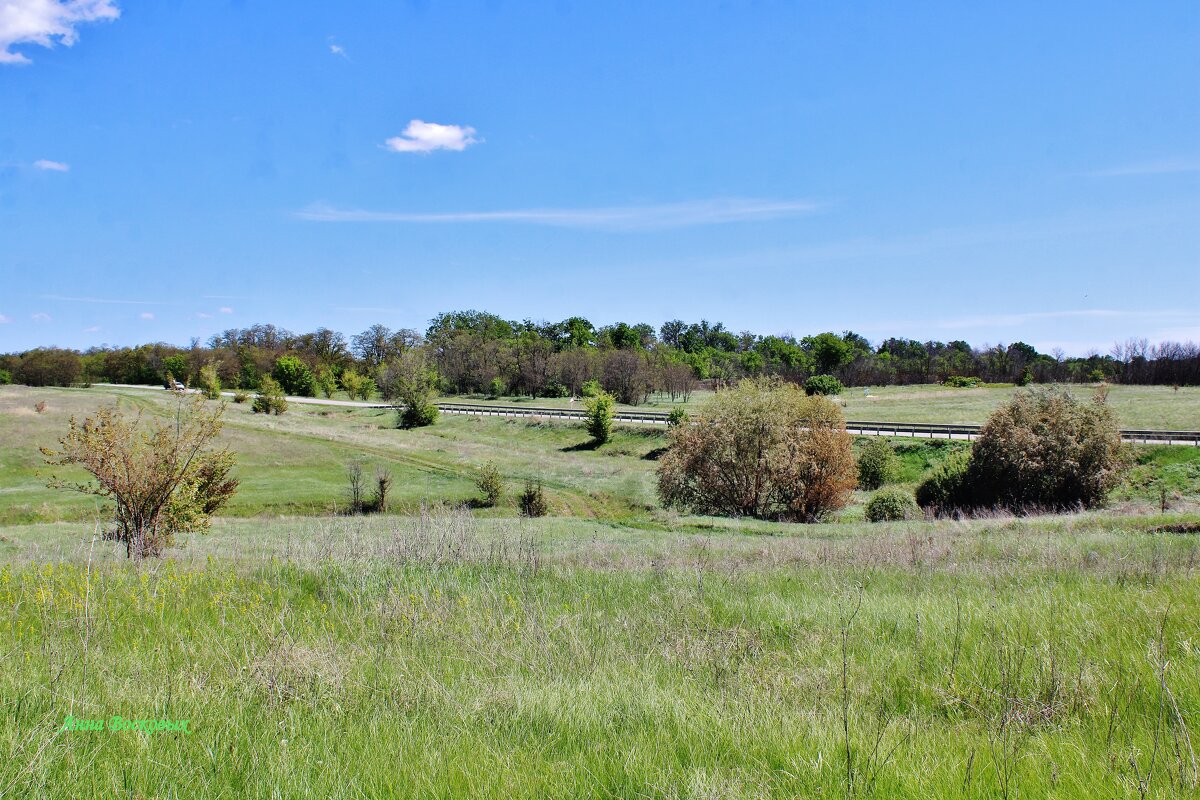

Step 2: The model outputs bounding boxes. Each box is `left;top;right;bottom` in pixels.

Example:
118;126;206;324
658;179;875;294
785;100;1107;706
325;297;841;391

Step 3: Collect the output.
1;384;1199;797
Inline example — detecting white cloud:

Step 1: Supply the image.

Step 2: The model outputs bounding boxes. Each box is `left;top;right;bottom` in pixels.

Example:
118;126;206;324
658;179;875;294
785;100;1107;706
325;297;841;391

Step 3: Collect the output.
329;43;346;58
383;120;479;154
33;159;69;171
196;311;213;319
139;311;154;320
298;198;821;231
0;313;11;323
219;306;233;314
31;312;51;322
82;325;100;333
0;0;120;65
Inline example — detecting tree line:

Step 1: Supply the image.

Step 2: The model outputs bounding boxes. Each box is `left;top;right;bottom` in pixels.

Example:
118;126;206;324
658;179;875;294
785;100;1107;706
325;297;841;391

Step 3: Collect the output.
3;311;1199;398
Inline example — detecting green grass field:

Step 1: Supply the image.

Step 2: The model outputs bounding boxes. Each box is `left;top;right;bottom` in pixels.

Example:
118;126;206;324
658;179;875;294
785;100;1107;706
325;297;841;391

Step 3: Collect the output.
2;384;1200;797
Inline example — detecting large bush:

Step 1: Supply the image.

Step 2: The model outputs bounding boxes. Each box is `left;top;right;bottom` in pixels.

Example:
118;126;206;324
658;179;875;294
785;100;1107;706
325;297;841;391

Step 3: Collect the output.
14;348;82;387
272;356;316;397
864;488;919;522
916;388;1129;514
856;438;898;490
657;377;857;522
966;387;1128;511
803;374;844;396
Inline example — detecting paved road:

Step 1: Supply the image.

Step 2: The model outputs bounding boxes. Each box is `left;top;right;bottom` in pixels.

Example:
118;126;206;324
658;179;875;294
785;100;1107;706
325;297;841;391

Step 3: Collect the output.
94;384;1200;445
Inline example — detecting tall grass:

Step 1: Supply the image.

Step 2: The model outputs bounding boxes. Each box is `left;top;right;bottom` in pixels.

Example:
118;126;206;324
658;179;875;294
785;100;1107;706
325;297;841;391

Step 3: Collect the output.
2;509;1198;798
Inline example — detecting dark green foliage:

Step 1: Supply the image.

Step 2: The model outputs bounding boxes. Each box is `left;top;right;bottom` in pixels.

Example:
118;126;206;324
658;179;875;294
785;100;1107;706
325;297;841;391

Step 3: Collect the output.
475;462;504;507
0;369;10;385
399;402;439;429
518;481;548;517
943;376;981;388
803;374;844;396
667;406;688;427
13;349;83;387
864;488;919;522
915;450;973;511
542;381;570;398
252;376;288;415
585;392;614;444
272;356;316;397
856;438;898;490
161;355;189;385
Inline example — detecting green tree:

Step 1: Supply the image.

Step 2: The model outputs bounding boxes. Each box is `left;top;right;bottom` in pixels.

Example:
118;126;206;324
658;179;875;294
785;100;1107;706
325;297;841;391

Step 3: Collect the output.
856;438;898;490
252;376;288;415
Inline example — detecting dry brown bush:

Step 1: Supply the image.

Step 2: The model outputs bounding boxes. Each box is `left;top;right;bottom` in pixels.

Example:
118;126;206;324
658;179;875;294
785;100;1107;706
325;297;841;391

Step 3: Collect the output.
656;377;856;521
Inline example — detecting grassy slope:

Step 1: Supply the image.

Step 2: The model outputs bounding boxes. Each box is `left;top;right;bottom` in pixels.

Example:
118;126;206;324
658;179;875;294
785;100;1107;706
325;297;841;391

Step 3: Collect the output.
1;512;1198;798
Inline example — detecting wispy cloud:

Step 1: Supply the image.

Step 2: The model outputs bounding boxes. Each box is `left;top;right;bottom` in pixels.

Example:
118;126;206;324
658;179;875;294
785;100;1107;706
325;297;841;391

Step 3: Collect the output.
196;311;213;319
0;314;11;324
1082;157;1200;178
1;0;120;65
329;43;347;59
383;120;479;154
41;294;168;305
31;312;51;322
82;325;101;333
139;312;155;320
33;159;69;172
299;198;821;231
218;306;233;314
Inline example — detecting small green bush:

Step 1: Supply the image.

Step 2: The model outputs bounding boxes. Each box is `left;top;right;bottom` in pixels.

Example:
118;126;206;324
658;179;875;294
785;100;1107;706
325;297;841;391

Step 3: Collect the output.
518;481;548;517
0;369;11;385
252;376;288;415
475;462;504;507
542;381;570;398
857;438;898;490
803;374;844;396
943;376;981;388
865;488;920;522
316;368;337;399
488;377;506;398
398;402;439;429
196;364;222;400
667;406;688;427
232;390;249;404
580;379;602;398
585;392;615;444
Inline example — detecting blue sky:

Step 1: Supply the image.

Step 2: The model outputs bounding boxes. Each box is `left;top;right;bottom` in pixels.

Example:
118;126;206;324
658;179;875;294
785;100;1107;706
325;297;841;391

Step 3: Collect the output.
1;1;1197;355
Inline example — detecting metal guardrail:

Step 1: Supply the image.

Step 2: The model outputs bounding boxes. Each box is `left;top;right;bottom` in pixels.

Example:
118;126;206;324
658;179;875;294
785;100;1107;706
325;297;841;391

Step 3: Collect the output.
436;404;1200;444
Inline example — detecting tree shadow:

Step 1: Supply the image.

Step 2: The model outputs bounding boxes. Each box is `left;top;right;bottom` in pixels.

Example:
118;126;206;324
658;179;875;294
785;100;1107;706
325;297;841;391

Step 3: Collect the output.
561;440;601;452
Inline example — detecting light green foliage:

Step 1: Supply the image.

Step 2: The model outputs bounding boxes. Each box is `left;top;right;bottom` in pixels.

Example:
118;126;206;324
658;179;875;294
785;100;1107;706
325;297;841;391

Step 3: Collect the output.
272;355;316;397
196;363;222;400
585;391;614;444
475;461;503;507
580;378;602;398
856;438;898;490
667;406;688;427
864;487;919;522
316;368;338;399
252;376;288;415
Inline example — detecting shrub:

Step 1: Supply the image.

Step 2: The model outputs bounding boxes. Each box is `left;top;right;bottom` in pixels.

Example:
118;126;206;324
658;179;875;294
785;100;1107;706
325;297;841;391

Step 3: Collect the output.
0;369;11;385
389;351;439;429
196;364;222;400
585;391;615;444
14;348;82;387
857;438;898;490
542;381;570;398
272;356;316;397
1088;369;1106;383
667;406;688;427
966;387;1129;511
488;377;506;399
580;379;602;398
803;374;844;396
232;390;249;404
943;376;980;388
518;480;548;517
253;376;288;415
339;369;365;400
915;450;972;512
40;395;238;559
357;377;377;402
372;467;393;513
865;488;919;522
475;462;503;507
657;377;857;522
316;368;337;399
